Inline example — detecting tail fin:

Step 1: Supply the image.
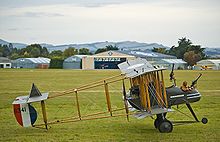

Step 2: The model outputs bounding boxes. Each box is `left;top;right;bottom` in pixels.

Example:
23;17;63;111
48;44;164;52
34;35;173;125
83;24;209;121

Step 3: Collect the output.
29;83;42;97
12;84;48;127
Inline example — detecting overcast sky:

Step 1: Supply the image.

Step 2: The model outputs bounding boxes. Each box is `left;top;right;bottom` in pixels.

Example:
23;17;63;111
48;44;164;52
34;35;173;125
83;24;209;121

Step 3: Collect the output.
0;0;219;47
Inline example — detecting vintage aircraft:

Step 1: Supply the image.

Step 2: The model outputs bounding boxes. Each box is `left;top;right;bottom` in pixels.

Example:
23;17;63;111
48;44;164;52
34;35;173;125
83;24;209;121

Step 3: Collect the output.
12;58;207;133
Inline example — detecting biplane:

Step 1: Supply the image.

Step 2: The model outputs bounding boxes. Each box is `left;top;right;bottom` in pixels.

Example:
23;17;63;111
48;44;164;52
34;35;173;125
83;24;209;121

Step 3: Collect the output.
12;58;208;133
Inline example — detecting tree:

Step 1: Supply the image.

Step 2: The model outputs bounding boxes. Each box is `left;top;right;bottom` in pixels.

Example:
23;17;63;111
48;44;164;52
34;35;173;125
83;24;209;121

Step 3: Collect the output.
23;51;30;57
95;45;118;54
23;44;49;58
63;47;78;58
168;37;206;63
95;48;107;54
49;57;64;69
9;43;13;51
169;37;192;59
79;48;91;55
187;45;206;59
0;45;2;56
106;45;118;51
1;44;11;57
10;53;20;60
30;47;41;57
152;47;167;54
49;50;63;58
184;51;202;66
41;47;49;57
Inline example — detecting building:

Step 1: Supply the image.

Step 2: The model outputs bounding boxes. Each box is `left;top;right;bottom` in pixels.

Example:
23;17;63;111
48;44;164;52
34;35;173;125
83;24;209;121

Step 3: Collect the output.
12;57;51;69
195;59;220;70
119;50;177;63
154;59;187;70
82;50;135;69
63;55;87;69
0;57;11;68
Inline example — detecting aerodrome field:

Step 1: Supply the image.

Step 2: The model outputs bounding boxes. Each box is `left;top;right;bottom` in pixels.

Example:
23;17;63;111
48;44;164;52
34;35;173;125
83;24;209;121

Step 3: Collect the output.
0;69;220;141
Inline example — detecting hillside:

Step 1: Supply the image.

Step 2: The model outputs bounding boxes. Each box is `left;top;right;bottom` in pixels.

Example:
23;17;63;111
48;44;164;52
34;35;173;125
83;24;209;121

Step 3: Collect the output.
204;48;220;58
0;38;220;57
0;39;168;52
45;41;169;52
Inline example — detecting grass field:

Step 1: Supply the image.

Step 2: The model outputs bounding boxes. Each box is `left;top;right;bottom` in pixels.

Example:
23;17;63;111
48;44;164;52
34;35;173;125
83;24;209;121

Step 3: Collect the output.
0;69;220;142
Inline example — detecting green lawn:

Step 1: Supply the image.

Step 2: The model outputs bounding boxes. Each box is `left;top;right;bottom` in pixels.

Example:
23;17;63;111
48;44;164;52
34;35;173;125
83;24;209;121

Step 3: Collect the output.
0;69;220;142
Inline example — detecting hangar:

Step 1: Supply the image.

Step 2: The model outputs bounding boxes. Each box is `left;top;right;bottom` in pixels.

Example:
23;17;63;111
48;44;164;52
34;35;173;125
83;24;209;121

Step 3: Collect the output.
119;50;176;63
195;59;220;70
154;59;187;70
82;50;135;69
63;55;87;69
0;57;11;68
12;57;51;69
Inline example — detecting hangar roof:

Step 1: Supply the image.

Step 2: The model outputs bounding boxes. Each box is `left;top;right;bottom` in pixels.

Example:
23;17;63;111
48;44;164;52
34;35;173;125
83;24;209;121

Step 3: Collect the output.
197;59;220;65
64;55;83;62
92;50;134;58
0;57;11;63
15;57;51;64
74;55;88;58
162;59;187;64
118;50;176;59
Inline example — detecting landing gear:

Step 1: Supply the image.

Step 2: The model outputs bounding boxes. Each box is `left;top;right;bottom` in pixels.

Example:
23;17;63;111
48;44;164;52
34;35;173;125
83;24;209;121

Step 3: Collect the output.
153;103;208;133
154;118;160;129
158;120;173;133
186;103;208;124
201;118;208;124
154;113;173;133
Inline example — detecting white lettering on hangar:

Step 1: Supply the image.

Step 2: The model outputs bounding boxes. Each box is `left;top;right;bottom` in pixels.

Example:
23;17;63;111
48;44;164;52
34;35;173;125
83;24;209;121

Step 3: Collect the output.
94;58;121;62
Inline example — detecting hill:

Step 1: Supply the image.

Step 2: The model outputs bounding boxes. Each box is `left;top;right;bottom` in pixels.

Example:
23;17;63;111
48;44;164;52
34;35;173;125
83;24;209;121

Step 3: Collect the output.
0;39;169;52
45;41;169;52
0;38;220;57
204;48;220;58
0;39;27;49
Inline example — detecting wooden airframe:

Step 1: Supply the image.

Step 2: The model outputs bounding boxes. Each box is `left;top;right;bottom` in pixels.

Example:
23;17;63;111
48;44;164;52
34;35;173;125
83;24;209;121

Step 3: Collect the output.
13;58;170;130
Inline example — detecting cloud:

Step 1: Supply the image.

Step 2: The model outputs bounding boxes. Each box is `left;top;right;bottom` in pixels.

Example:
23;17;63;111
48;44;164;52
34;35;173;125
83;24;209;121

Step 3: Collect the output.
1;0;220;47
0;0;146;8
1;0;219;9
8;28;18;31
11;12;64;18
77;2;115;8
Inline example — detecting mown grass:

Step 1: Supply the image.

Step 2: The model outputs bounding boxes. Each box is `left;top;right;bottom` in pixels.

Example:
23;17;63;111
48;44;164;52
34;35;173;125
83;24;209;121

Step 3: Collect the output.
0;69;220;142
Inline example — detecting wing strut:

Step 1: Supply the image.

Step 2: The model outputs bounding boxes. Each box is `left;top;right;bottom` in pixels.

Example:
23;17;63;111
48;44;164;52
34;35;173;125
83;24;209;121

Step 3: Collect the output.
122;79;129;121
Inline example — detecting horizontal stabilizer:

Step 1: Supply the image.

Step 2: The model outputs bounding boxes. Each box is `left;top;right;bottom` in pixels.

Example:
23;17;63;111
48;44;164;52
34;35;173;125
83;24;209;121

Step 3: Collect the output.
27;93;48;103
12;84;48;104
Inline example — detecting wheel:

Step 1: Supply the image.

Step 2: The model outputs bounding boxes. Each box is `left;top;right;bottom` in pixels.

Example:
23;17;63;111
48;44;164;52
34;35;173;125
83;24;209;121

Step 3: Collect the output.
158;120;173;133
201;118;208;124
154;114;164;129
154;118;160;129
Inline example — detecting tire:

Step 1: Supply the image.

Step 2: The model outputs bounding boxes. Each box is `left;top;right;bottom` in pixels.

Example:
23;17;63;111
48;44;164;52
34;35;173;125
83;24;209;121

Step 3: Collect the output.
158;120;173;133
201;118;208;124
154;118;160;129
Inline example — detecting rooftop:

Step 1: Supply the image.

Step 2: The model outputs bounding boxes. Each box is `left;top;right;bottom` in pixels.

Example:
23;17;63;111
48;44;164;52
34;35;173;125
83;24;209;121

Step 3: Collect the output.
16;57;51;64
162;59;187;64
0;57;11;63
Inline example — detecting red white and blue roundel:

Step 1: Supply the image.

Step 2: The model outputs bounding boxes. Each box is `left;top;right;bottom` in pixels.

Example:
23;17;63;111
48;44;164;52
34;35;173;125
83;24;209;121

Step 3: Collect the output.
13;103;37;127
12;84;48;127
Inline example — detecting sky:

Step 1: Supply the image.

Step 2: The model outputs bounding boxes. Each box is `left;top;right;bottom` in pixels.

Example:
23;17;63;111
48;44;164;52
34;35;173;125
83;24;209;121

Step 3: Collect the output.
0;0;220;47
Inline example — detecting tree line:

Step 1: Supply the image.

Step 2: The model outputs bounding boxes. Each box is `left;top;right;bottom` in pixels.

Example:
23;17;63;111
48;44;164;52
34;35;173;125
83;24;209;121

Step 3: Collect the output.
0;44;119;59
0;38;207;67
0;43;119;68
152;37;206;66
